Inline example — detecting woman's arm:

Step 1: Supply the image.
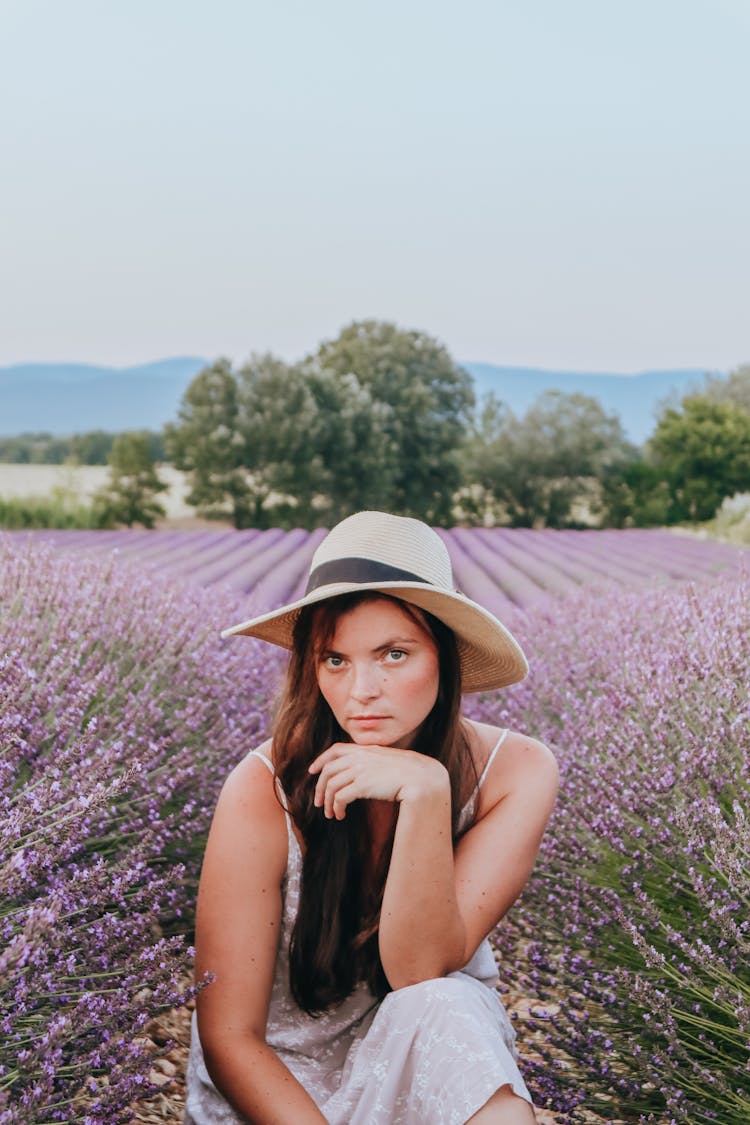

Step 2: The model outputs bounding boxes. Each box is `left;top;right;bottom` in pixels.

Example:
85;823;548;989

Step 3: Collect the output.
381;729;559;987
378;767;465;987
194;750;327;1125
310;726;558;991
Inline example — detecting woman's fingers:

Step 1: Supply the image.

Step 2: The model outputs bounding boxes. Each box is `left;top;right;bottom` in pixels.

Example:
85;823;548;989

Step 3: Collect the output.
312;755;355;809
319;768;358;819
331;781;361;820
311;745;400;817
309;743;436;817
308;742;358;775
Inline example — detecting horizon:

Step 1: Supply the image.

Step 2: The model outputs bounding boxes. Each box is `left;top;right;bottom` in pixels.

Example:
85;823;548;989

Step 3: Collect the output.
0;354;730;380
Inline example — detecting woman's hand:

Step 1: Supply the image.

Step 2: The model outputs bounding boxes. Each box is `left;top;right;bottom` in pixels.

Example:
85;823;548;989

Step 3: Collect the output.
308;743;449;820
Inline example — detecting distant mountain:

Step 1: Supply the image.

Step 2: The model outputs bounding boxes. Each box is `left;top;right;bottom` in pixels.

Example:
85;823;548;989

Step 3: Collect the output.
464;363;719;445
0;356;721;445
0;358;208;435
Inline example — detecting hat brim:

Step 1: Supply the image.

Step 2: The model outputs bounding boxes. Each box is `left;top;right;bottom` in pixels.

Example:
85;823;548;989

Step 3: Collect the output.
221;580;528;693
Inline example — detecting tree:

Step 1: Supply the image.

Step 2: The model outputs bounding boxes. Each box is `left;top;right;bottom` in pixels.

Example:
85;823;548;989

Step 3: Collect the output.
649;396;750;521
700;363;750;415
164;360;255;527
69;431;116;465
94;431;168;528
598;461;673;528
234;355;399;527
304;368;398;523
463;390;634;527
235;354;328;527
314;320;475;524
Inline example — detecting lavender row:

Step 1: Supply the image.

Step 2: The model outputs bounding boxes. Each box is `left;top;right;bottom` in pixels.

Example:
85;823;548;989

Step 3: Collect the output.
2;532;748;1121
466;574;749;1121
0;538;284;1123
8;529;749;617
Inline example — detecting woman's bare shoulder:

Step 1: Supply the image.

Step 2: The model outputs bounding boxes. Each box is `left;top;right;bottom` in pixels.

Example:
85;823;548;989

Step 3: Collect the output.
214;738;285;833
463;719;558;805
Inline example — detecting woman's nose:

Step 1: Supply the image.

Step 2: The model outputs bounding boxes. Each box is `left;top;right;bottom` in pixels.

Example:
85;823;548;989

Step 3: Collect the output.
350;662;381;701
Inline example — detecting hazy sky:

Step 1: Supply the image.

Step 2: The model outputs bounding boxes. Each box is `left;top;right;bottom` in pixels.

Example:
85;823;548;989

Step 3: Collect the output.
1;0;748;372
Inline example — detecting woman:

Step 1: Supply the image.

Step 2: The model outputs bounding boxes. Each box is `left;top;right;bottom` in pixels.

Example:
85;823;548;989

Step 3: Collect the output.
185;511;558;1124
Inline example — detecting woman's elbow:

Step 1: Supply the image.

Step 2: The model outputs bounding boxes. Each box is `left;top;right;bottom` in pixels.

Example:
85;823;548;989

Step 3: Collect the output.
381;936;467;990
198;1017;265;1088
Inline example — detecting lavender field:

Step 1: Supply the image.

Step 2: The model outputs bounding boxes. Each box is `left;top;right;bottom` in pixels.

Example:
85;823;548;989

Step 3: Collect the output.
1;528;748;1124
10;526;749;615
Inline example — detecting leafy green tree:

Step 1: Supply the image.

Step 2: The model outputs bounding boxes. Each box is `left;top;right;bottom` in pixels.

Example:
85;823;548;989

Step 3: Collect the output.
0;434;37;463
69;431;116;465
234;355;398;527
464;390;633;527
599;461;673;528
314;320;474;524
700;363;750;414
305;368;398;523
234;354;328;527
164;360;256;527
649;396;750;521
94;431;168;528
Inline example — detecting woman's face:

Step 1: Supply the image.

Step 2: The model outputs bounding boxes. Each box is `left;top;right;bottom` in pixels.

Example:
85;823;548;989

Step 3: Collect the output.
315;597;440;749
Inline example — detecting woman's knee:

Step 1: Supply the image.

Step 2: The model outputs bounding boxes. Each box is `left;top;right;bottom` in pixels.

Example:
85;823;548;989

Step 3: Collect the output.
467;1084;536;1124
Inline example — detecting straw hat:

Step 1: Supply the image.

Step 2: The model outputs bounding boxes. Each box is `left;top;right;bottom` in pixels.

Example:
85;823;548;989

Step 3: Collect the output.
222;511;528;693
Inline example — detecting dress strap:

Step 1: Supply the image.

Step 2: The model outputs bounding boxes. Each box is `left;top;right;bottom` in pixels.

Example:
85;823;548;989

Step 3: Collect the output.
249;748;274;774
476;728;509;790
248;748;291;814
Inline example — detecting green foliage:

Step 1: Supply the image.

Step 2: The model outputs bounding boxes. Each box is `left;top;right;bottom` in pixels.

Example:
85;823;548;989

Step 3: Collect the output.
463;390;634;527
599;461;673;527
236;353;329;527
315;320;474;524
0;432;70;463
701;493;750;545
167;323;474;527
650;395;750;521
68;430;117;465
94;431;168;528
164;359;257;527
0;492;112;529
0;430;165;465
700;362;750;414
304;366;397;522
228;352;397;527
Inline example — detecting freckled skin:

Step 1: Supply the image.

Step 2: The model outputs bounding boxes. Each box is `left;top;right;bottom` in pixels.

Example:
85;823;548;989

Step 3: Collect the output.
316;599;440;751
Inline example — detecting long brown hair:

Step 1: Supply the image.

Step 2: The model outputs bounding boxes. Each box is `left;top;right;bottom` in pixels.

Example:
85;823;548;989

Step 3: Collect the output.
273;592;476;1015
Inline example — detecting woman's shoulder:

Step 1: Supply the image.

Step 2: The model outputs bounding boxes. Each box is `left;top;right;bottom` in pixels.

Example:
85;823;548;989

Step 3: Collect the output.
215;739;285;825
200;739;289;893
463;719;559;803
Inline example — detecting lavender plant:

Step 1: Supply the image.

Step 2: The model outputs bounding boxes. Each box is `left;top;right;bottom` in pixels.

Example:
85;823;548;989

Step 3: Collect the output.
0;538;281;1122
469;574;750;1122
3;528;748;1123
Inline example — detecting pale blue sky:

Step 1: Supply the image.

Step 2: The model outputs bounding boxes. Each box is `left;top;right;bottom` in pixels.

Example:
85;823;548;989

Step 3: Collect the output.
1;0;748;371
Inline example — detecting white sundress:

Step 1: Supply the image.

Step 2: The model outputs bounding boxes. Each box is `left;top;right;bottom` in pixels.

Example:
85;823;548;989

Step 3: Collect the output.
184;730;533;1124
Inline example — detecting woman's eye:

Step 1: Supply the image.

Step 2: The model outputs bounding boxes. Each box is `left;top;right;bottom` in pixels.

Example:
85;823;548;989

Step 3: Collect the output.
386;649;407;662
324;655;344;669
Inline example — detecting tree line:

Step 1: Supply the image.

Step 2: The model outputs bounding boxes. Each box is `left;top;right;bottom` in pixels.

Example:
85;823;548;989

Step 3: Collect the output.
4;320;750;529
0;430;166;465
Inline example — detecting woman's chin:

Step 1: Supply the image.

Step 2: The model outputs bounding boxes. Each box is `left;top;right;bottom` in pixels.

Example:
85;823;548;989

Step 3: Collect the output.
349;731;390;746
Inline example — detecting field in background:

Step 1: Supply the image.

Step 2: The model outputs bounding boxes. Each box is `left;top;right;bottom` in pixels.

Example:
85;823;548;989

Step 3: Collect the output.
0;463;195;519
4;527;748;1122
9;526;748;619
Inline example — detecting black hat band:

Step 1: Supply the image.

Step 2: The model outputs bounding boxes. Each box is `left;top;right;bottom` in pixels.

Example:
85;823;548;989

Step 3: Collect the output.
305;557;430;594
